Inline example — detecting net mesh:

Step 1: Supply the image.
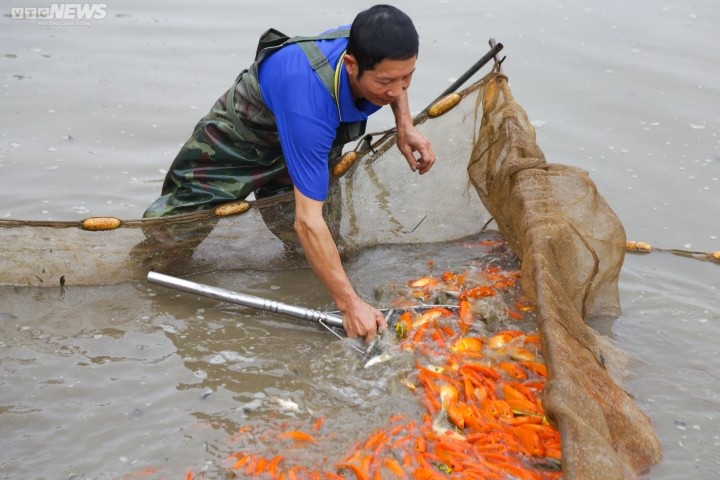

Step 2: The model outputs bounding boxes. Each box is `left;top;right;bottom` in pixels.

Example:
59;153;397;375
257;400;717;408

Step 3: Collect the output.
0;77;489;287
468;71;662;478
0;64;662;477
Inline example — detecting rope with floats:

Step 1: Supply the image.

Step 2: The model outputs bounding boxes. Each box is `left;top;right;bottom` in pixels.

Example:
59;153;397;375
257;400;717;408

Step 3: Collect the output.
480;218;719;265
625;241;720;264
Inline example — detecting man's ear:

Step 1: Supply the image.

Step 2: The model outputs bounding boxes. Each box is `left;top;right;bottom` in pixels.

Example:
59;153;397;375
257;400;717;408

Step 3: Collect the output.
343;53;358;77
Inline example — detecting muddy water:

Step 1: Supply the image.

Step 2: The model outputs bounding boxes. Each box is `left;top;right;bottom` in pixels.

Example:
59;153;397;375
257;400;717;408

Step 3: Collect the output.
1;0;719;479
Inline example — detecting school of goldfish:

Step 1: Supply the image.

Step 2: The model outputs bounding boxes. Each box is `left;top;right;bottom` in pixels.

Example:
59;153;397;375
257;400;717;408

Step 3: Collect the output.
213;257;563;480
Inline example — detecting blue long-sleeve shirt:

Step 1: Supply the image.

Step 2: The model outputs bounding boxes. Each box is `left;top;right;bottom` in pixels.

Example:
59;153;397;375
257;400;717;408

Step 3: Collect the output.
258;26;381;201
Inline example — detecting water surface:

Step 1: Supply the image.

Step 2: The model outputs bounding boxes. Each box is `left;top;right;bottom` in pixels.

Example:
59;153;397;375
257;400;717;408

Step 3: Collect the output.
1;1;719;478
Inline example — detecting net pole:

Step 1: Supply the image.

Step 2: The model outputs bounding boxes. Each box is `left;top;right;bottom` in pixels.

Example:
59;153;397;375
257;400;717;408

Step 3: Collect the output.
147;271;345;328
422;39;504;112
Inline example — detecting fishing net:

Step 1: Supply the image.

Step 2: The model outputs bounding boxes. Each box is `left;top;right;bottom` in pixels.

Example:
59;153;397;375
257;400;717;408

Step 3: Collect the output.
467;71;662;478
0;72;487;287
0;53;662;477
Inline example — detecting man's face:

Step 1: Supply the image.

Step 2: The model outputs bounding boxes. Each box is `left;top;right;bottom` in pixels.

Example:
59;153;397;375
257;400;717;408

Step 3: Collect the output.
344;54;416;106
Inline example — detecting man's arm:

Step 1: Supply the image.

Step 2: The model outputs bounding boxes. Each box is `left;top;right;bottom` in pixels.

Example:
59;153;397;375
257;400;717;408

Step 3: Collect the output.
293;187;386;342
390;90;436;174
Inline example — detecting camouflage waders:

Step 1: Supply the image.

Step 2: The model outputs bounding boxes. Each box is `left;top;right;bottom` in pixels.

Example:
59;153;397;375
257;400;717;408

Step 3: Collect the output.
142;28;367;254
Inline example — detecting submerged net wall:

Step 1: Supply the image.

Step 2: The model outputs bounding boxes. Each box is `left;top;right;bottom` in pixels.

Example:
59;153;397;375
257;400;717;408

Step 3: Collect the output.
0;58;663;476
0;78;489;287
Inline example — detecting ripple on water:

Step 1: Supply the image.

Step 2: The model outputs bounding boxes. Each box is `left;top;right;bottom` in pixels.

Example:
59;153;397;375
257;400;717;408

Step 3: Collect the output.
680;366;716;385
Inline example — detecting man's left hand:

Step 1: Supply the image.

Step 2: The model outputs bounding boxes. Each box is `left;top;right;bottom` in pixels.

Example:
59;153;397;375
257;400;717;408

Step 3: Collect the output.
396;123;436;175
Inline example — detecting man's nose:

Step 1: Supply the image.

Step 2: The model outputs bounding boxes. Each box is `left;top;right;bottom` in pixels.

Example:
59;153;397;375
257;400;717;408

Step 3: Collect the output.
386;81;408;98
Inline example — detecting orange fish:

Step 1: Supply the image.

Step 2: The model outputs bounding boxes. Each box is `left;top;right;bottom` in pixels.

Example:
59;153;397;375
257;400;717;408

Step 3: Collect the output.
412;307;454;329
480;399;513;419
508;345;536;362
498;361;528;380
312;417;324;432
266;455;283;476
486;330;523;349
412;467;448;480
441;271;457;284
336;451;371;480
513;425;545;457
408;276;437;288
383;457;407;478
277;430;317;444
506;397;540;416
519;360;548;378
450;336;483;353
458;285;496;300
501;383;530;403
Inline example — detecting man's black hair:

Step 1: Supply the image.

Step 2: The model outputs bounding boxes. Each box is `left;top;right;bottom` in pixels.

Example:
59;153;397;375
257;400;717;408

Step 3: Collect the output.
347;4;419;77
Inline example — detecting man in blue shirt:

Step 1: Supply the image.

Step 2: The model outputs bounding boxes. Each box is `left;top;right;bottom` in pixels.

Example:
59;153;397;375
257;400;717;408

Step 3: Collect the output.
143;5;435;343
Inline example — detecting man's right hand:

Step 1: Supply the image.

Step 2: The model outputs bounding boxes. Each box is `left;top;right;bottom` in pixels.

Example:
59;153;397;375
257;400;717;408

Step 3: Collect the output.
341;297;387;343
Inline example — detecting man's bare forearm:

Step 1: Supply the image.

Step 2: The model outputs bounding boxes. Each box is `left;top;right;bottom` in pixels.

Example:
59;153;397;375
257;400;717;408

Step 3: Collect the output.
390;90;413;129
390;90;436;174
298;221;356;310
292;188;385;340
292;190;358;311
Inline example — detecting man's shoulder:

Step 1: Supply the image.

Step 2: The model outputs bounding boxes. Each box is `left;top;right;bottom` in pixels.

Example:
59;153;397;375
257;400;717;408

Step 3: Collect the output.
258;44;329;101
258;38;341;121
265;28;349;69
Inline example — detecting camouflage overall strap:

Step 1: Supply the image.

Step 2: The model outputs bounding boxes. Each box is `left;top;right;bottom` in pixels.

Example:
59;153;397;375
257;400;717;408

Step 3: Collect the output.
292;29;350;107
224;29;350;130
291;29;366;147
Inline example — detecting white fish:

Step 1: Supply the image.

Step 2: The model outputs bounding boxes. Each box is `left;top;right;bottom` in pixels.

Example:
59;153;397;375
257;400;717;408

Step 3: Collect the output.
273;397;300;412
364;352;393;368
